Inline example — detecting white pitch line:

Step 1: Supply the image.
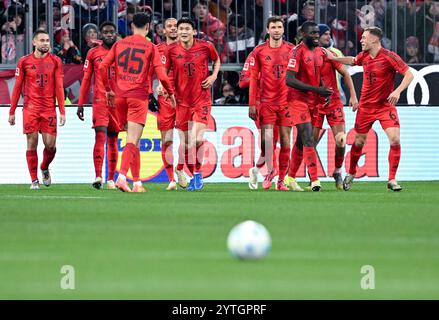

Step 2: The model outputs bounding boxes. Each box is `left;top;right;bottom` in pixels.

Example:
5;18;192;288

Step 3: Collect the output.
0;195;104;200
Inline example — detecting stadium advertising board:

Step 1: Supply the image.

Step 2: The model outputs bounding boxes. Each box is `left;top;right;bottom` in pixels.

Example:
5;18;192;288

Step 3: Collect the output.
0;107;438;184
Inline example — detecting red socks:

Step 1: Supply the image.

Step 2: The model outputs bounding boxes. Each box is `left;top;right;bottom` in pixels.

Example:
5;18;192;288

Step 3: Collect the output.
278;147;290;182
161;142;175;181
184;147;194;175
288;145;303;179
303;146;318;182
40;147;56;171
107;135;118;181
348;143;363;175
195;141;204;172
120;143;137;176
335;146;345;170
131;147;140;182
93;131;106;178
388;144;401;181
26;150;38;182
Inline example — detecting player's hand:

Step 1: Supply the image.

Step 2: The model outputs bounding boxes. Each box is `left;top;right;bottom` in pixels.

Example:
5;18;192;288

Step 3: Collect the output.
316;86;333;97
349;95;359;112
106;90;116;107
248;106;257;121
201;75;217;89
322;48;335;60
387;90;400;106
156;84;165;96
8;115;15;126
59;114;66;126
77;106;84;121
167;94;177;108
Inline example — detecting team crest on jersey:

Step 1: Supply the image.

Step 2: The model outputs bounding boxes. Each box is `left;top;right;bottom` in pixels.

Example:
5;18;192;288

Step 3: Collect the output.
243;62;249;71
161;55;166;65
288;59;296;68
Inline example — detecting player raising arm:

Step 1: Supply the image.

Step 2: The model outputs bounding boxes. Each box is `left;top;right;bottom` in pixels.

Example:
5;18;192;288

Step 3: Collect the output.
99;13;175;192
325;27;414;191
8;30;65;190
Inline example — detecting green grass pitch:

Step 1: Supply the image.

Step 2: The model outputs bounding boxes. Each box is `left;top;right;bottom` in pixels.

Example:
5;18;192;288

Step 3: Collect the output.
0;182;438;299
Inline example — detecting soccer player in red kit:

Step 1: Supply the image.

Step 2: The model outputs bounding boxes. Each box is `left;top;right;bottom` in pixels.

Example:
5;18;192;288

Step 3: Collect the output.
161;17;221;191
285;22;333;192
8;30;66;190
154;18;184;191
100;13;175;192
239;48;280;190
325;27;414;191
309;24;358;190
249;16;295;191
77;21;120;190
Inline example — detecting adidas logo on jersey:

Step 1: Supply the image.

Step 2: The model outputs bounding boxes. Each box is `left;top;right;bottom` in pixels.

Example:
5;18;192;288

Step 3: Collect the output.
265;56;272;61
177;54;183;59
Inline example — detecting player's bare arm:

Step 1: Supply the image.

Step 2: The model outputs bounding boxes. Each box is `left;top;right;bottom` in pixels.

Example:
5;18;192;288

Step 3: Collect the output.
338;66;359;111
286;70;333;97
201;57;221;89
388;69;414;105
324;48;355;65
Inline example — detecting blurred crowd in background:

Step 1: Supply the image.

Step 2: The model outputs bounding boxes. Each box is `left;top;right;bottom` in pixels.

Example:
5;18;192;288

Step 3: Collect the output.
1;0;438;104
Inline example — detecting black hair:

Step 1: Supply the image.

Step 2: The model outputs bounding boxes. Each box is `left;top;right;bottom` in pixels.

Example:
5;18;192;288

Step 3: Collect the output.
99;21;117;32
177;17;196;30
33;29;49;39
300;21;318;33
132;12;151;29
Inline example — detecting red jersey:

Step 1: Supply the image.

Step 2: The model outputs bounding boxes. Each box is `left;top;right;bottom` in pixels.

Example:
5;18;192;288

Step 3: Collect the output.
319;48;344;106
78;45;116;106
99;34;173;100
157;42;175;87
354;48;409;109
164;39;219;108
239;51;261;105
10;53;65;115
287;43;325;103
249;40;294;107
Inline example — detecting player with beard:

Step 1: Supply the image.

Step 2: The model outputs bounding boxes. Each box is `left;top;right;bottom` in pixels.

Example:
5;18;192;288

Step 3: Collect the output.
8;30;66;190
285;21;333;192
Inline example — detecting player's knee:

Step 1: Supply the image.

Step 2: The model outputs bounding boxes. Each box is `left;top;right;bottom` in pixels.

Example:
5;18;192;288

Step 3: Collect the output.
354;135;366;147
335;132;346;148
46;146;56;153
163;140;173;148
389;137;400;146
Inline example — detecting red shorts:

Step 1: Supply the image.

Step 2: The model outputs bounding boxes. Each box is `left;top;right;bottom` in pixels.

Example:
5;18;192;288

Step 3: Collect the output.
157;95;176;131
92;103;121;132
23;106;57;135
313;102;345;129
355;106;400;134
176;104;211;131
259;104;293;127
116;97;148;126
289;100;313;126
